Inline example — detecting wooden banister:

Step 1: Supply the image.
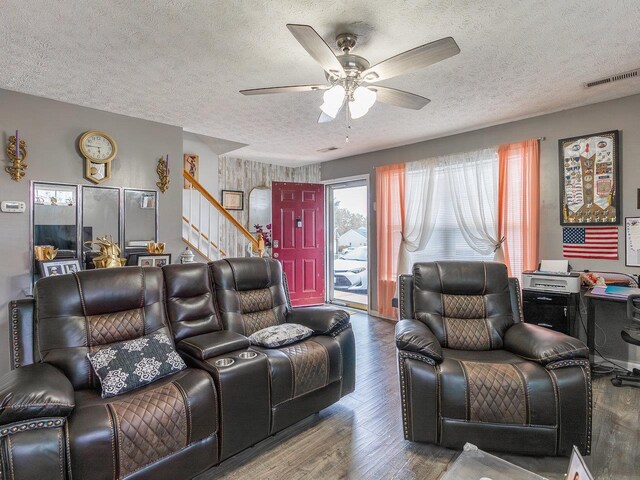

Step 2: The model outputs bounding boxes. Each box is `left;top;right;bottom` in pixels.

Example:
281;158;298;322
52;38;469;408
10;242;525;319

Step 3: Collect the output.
183;170;259;250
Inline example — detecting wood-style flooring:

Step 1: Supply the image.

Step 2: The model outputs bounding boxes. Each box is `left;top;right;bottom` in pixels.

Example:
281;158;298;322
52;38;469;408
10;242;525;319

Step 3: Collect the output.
198;313;640;480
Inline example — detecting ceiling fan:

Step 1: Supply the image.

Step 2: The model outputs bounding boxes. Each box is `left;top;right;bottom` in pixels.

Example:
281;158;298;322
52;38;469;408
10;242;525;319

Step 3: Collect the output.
240;24;460;123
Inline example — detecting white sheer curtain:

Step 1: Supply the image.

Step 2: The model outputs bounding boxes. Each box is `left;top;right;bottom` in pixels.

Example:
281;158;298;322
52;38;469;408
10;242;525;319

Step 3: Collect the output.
397;159;440;275
441;148;504;260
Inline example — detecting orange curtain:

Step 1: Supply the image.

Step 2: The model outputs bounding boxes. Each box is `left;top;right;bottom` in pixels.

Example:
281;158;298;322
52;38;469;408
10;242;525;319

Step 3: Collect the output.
498;139;540;278
376;163;405;318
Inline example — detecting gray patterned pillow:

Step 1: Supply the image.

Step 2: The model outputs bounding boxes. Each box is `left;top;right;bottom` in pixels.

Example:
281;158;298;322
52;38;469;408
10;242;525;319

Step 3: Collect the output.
87;332;187;398
249;323;313;348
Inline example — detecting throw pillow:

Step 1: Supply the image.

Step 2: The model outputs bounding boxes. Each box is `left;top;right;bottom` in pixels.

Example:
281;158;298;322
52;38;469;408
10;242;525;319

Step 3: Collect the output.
87;332;187;398
249;323;313;348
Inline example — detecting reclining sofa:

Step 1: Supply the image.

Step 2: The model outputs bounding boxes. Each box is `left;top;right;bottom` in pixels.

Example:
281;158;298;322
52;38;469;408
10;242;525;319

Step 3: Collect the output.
395;261;591;456
0;258;355;479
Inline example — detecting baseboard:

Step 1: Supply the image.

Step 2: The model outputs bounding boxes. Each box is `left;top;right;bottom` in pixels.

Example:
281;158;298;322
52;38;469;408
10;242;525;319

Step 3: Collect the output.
593;353;640;371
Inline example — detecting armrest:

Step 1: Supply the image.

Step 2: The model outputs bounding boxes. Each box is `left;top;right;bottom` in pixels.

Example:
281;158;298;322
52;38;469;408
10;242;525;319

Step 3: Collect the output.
285;306;350;335
0;363;75;425
504;322;588;366
395;319;443;363
178;331;250;360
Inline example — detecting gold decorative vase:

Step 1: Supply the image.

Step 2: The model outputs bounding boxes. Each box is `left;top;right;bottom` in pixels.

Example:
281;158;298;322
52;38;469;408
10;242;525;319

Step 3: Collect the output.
147;242;166;254
34;245;58;260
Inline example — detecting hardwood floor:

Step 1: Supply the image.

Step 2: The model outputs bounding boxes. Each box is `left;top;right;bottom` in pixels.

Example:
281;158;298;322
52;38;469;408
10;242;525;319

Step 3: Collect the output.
198;313;640;479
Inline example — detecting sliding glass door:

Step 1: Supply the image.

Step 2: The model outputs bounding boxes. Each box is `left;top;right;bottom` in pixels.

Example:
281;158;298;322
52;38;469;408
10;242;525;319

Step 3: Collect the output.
326;178;369;310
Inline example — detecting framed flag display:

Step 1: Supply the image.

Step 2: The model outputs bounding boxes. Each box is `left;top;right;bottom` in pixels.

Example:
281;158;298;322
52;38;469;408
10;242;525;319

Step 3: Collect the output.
559;130;620;226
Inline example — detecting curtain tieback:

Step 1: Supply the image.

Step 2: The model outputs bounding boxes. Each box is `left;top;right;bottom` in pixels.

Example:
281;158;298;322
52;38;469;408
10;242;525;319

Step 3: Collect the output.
493;236;506;253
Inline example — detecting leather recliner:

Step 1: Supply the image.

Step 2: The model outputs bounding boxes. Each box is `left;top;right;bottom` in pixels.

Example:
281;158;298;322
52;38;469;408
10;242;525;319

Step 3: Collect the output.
395;261;591;456
207;258;356;433
1;267;219;480
0;259;355;479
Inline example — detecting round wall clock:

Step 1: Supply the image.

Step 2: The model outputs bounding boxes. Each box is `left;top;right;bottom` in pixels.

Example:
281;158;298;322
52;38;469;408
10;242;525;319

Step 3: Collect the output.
79;131;117;184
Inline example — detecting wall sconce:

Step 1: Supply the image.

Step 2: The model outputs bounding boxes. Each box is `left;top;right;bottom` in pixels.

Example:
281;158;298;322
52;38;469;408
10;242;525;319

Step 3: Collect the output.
156;154;170;193
5;130;27;182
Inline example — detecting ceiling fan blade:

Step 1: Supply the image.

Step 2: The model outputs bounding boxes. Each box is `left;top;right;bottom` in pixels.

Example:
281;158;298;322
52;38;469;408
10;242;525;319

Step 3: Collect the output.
286;24;345;78
362;37;460;83
369;86;431;110
240;84;329;95
318;111;335;123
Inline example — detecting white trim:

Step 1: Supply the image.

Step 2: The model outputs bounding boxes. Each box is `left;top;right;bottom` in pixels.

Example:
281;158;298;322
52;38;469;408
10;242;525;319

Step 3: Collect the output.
324;174;372;314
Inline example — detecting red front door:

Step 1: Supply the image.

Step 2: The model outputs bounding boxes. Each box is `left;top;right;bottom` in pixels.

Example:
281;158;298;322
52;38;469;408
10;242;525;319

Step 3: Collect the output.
272;182;325;306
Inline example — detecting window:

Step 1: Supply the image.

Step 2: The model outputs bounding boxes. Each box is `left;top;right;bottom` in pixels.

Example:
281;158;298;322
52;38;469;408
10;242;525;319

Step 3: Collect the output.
408;154;498;266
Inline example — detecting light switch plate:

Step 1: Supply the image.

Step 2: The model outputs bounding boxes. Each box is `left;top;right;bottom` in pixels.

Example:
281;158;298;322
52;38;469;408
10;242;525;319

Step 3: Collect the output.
1;201;26;213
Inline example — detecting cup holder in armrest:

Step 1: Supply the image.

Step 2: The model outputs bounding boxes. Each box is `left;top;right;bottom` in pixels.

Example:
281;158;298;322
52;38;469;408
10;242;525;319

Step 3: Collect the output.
238;351;257;360
214;358;235;367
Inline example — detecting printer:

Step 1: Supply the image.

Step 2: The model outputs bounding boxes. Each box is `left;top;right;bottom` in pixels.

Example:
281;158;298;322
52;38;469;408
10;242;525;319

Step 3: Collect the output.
521;259;581;294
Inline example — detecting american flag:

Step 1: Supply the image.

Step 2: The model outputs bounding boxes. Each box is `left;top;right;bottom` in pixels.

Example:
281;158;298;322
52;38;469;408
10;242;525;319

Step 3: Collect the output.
562;227;618;259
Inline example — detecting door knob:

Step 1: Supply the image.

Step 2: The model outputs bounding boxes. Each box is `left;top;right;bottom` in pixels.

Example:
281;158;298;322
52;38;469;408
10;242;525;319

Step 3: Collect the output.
273;253;279;258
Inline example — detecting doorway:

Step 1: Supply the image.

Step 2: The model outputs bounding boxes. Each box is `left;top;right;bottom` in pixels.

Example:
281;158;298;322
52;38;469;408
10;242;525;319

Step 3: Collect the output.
326;177;369;310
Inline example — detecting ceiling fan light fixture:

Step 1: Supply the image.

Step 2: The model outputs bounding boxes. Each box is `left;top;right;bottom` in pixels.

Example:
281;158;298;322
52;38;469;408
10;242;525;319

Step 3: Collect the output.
320;84;346;118
349;86;377;119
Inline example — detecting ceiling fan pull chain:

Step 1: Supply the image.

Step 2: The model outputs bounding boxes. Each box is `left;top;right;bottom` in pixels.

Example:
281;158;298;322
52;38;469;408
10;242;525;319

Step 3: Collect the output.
345;103;350;143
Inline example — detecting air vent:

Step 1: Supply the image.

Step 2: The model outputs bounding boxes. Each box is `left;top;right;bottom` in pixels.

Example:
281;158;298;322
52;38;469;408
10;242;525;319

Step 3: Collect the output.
585;68;640;88
317;146;339;153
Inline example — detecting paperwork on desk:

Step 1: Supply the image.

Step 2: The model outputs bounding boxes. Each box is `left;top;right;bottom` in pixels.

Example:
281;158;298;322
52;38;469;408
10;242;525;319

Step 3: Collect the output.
591;285;640;298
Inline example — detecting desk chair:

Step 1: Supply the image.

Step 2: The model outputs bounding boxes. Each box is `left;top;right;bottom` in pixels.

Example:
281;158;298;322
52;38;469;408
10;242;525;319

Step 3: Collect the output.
612;293;640;388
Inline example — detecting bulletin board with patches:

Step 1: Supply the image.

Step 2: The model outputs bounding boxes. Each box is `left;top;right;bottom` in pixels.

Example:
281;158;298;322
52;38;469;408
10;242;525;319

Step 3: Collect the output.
559;130;620;226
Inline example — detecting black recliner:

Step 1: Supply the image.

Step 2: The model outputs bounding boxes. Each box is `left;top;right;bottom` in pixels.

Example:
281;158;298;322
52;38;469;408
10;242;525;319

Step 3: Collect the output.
395;261;592;456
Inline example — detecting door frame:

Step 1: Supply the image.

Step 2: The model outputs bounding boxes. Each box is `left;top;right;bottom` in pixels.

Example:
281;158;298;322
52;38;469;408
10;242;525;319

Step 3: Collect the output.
323;174;371;312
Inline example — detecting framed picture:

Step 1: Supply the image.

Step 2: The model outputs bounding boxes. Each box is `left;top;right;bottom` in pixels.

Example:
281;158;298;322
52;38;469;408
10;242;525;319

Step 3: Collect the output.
625;217;640;267
39;259;82;277
136;254;171;267
221;190;244;210
184;154;199;188
559;130;620;226
566;446;594;480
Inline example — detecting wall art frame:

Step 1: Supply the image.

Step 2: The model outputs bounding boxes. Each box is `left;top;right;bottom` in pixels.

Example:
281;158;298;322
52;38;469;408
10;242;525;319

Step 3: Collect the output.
559;130;620;226
625;216;640;267
184;154;199;188
221;189;244;211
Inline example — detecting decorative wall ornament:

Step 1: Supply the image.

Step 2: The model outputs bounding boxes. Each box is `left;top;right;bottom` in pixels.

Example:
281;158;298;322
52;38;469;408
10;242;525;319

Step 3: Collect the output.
156;155;170;193
5;130;27;181
559;130;619;226
183;154;199;189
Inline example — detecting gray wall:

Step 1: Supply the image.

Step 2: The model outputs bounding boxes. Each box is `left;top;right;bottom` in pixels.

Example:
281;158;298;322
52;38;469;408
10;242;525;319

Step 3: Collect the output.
321;93;640;364
0;88;183;375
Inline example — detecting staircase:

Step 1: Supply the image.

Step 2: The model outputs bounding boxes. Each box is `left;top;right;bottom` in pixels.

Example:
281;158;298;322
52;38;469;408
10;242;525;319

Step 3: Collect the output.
182;170;264;261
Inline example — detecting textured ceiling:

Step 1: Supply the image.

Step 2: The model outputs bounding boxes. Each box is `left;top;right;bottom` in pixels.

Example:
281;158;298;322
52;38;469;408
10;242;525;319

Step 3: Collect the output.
1;0;640;166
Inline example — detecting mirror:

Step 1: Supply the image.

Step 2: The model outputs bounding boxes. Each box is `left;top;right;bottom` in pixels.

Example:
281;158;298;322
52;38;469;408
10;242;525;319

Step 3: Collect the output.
124;189;158;249
33;182;78;258
248;186;271;231
82;186;120;251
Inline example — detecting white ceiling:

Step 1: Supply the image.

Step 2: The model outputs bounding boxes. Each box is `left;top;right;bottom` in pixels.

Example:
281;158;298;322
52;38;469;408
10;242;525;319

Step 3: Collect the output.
1;0;640;166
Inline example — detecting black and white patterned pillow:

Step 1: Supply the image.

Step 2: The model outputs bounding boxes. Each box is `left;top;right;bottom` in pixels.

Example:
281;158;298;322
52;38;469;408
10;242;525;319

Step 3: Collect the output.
88;332;187;398
249;323;313;348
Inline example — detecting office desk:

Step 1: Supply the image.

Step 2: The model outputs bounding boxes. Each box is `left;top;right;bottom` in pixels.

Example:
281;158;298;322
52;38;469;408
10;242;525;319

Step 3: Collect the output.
584;290;626;364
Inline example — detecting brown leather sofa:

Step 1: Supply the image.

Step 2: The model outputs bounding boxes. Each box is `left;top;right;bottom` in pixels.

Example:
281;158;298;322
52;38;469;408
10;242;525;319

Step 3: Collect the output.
0;259;355;479
396;261;591;456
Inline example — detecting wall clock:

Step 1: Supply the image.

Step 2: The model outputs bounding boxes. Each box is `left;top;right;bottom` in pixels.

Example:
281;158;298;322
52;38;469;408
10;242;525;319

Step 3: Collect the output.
79;131;118;184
